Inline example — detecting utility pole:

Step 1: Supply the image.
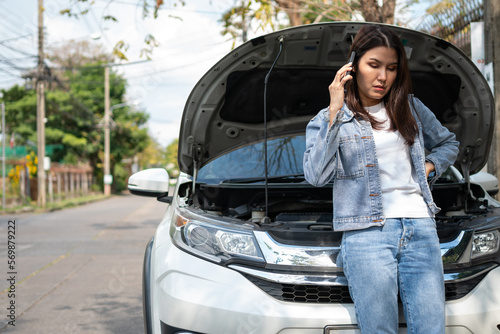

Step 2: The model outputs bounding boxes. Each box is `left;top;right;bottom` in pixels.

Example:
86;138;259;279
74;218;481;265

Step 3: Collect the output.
104;66;111;196
485;0;500;187
37;0;46;208
102;60;148;196
1;99;5;211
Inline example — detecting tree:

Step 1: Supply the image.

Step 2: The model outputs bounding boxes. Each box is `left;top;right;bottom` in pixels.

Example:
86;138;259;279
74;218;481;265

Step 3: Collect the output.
221;0;356;44
48;39;111;70
164;139;179;177
273;0;360;25
357;0;396;24
219;0;423;45
136;135;166;169
1;40;152;192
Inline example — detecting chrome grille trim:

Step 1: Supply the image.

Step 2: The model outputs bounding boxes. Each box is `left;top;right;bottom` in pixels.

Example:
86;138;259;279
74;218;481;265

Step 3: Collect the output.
440;230;474;264
443;263;498;283
229;265;348;286
253;231;341;267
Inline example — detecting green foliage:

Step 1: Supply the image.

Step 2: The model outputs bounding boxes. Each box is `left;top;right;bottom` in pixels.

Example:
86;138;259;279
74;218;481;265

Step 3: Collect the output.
15;123;37;145
45;128;66;142
113;163;129;192
113;41;129;61
165;139;179;177
109;105;150;169
62;133;87;150
220;1;259;45
1;48;152;194
141;34;160;60
103;15;118;22
137;135;166;169
165;139;178;165
426;0;456;15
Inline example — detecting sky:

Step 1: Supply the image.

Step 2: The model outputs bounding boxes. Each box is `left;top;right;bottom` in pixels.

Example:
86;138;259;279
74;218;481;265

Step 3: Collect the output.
0;0;238;147
0;0;427;147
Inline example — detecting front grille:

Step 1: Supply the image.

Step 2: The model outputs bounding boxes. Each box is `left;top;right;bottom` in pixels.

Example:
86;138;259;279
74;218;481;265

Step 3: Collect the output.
244;274;353;303
244;271;488;303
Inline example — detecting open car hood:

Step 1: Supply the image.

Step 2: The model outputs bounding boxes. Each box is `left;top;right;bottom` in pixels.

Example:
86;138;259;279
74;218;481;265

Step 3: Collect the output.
179;22;494;178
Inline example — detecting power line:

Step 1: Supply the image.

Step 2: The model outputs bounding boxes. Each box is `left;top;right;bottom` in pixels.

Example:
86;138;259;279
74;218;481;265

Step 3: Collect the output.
0;67;20;78
0;2;36;28
45;58;151;72
92;0;225;15
76;0;101;36
122;44;230;79
0;33;35;44
0;13;35;42
0;78;22;86
0;40;37;57
1;56;36;62
0;54;34;72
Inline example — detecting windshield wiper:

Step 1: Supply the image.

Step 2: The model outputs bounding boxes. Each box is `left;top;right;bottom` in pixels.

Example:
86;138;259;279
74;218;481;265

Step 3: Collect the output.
221;174;305;184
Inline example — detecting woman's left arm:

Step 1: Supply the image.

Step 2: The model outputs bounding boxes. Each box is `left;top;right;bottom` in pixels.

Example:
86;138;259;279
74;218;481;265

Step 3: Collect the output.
412;97;460;179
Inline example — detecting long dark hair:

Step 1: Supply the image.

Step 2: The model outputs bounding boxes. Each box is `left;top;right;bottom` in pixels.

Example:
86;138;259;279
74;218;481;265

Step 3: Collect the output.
345;24;418;145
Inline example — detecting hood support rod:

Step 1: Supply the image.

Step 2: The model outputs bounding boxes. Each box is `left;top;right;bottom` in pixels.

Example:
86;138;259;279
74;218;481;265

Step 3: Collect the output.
461;146;474;213
262;35;285;224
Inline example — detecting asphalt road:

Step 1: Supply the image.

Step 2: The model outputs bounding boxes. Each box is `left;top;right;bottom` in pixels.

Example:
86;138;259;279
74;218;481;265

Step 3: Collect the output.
0;194;167;333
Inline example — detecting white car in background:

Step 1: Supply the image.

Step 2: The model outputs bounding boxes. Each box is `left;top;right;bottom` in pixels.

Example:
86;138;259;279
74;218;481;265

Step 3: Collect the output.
129;22;500;334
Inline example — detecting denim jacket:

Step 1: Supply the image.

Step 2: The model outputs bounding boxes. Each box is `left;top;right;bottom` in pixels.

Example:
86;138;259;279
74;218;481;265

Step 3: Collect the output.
303;97;459;231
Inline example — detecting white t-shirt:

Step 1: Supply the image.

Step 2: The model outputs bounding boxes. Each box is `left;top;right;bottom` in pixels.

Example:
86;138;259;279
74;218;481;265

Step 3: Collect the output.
366;102;431;218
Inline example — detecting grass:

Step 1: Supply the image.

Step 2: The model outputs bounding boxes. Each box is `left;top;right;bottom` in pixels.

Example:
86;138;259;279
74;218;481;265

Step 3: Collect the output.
1;193;111;214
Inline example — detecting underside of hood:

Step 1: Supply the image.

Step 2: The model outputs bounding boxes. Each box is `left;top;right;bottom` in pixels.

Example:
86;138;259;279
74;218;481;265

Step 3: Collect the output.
178;22;494;178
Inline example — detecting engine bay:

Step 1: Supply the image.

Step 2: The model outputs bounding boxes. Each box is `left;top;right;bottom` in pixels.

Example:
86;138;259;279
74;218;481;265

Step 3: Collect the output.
185;177;492;232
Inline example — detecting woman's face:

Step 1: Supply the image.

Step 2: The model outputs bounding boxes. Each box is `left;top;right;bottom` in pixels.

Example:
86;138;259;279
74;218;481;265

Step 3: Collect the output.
355;46;398;107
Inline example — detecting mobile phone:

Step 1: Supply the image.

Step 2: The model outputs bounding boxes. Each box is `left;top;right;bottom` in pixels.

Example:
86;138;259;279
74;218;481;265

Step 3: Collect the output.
346;51;356;77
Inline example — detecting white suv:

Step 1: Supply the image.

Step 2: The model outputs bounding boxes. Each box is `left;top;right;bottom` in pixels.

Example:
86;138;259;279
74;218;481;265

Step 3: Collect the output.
128;22;500;334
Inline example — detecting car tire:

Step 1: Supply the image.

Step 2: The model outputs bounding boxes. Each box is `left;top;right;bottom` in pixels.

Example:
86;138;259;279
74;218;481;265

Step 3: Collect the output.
143;237;154;334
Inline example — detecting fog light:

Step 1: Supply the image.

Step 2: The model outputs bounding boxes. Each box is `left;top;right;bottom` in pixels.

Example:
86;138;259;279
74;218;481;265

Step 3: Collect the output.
471;230;500;259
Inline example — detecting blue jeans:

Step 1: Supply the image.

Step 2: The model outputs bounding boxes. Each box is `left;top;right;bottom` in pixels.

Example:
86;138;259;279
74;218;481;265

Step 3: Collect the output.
339;218;445;334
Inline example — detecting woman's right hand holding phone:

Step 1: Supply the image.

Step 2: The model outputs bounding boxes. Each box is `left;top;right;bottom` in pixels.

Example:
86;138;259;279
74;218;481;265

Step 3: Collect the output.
328;62;353;126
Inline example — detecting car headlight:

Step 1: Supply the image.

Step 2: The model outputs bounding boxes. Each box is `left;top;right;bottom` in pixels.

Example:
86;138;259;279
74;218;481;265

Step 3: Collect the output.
471;230;500;259
171;209;265;264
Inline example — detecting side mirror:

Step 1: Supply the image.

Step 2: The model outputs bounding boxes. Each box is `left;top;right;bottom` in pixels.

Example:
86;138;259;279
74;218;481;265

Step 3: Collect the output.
128;168;170;198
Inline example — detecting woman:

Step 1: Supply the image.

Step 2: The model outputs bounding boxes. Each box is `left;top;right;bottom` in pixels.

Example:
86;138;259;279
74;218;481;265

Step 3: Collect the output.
303;24;459;333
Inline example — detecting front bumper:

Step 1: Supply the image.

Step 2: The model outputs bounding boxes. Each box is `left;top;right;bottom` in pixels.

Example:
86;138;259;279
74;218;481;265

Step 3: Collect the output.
151;238;500;334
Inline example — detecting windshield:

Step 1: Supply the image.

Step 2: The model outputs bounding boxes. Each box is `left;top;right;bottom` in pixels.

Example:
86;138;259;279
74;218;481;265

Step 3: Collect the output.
197;135;306;184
